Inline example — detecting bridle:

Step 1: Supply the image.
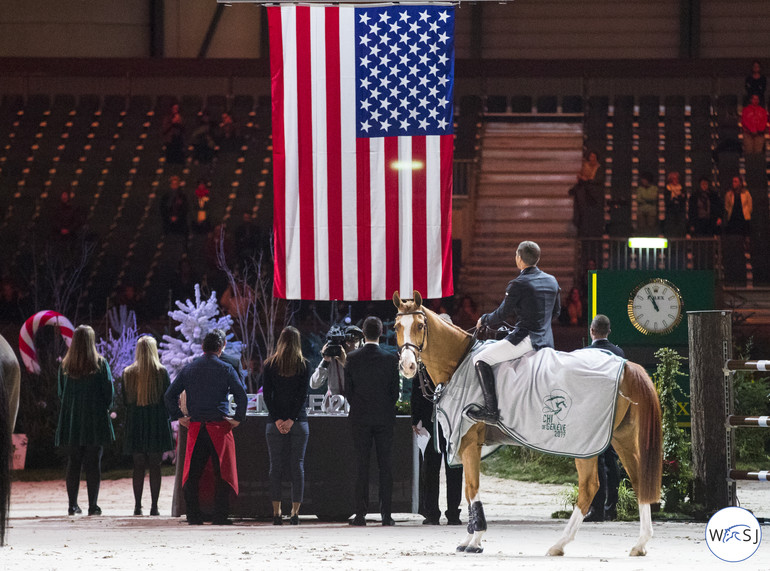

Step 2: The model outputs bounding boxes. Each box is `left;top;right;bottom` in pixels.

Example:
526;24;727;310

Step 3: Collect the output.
395;309;439;403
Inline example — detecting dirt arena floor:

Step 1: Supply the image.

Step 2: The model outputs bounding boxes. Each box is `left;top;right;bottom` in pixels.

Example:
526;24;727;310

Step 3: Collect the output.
3;474;769;570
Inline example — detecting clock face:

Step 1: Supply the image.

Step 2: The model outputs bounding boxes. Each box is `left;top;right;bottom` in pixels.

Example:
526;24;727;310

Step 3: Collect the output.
627;278;684;335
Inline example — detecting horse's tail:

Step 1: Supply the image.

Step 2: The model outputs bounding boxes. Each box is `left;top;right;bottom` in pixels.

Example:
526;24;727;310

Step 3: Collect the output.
0;368;10;546
623;361;663;504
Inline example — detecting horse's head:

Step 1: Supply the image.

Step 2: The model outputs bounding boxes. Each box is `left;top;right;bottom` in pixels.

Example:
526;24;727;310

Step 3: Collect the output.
392;290;425;379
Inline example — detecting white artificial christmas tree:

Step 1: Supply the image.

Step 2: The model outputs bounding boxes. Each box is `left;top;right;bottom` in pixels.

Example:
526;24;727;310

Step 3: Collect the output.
97;307;139;379
159;283;244;379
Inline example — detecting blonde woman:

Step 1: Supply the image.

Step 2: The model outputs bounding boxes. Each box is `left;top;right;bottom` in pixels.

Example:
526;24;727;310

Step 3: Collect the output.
123;336;174;516
55;325;114;516
262;326;310;525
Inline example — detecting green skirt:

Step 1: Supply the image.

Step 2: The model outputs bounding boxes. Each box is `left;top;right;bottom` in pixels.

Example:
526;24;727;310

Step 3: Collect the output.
123;403;175;454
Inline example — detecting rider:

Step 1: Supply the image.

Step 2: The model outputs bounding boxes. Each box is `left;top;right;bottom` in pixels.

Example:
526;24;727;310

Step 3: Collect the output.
469;241;561;424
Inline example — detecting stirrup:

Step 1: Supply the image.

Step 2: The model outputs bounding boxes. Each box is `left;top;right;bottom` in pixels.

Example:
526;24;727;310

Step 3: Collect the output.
467;407;500;424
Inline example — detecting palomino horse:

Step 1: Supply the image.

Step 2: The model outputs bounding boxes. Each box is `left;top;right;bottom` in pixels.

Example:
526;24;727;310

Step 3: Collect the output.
393;292;662;557
0;333;21;546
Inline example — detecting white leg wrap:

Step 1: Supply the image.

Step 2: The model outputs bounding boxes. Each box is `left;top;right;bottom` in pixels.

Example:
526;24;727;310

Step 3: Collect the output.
630;504;652;556
547;506;584;556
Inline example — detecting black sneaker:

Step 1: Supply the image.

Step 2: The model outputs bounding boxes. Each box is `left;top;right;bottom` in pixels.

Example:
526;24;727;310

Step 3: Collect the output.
422;517;440;525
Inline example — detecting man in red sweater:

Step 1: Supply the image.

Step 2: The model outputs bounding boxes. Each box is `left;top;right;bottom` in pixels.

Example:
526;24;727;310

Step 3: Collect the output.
742;94;768;154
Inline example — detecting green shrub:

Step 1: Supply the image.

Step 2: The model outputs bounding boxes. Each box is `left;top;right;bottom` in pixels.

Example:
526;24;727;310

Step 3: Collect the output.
653;348;692;512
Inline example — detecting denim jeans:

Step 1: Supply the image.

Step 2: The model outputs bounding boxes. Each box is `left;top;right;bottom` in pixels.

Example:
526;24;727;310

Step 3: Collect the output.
265;421;309;503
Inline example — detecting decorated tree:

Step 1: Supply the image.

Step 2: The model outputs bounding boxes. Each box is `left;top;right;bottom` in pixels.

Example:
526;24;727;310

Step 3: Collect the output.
97;306;139;378
159;283;243;379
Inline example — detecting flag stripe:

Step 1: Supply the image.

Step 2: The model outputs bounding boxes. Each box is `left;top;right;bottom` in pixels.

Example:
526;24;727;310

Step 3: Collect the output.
356;136;372;299
384;137;400;299
440;133;454;296
296;7;316;300
339;7;358;300
412;136;428;297
311;7;329;301
269;8;286;298
398;136;414;298
324;8;344;301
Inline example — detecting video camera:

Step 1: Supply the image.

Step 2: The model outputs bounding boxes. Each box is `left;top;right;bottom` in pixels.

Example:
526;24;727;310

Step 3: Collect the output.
323;325;347;357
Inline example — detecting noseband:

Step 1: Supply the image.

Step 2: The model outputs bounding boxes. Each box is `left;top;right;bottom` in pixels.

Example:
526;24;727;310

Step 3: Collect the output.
396;309;444;404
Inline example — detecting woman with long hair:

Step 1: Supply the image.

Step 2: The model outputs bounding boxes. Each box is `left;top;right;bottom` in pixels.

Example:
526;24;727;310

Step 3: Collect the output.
122;336;174;516
262;326;310;525
55;325;114;516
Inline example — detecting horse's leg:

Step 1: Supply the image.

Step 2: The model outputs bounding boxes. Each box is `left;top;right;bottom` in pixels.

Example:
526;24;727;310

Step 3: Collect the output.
612;425;652;556
547;456;599;556
456;422;486;554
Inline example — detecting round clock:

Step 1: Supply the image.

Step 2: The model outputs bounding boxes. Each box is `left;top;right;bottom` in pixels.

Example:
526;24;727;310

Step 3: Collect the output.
627;278;684;335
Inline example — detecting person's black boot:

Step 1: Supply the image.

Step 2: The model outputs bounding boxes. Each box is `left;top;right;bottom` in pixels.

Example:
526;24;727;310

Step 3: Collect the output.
467;361;500;424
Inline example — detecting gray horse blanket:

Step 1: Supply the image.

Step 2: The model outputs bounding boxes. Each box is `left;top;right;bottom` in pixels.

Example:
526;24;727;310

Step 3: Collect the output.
435;343;625;467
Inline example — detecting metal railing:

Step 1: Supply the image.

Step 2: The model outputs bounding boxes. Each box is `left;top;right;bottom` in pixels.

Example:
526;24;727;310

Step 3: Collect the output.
578;237;721;275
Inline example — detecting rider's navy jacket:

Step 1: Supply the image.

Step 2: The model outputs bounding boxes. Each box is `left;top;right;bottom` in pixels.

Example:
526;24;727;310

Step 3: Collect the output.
480;265;561;350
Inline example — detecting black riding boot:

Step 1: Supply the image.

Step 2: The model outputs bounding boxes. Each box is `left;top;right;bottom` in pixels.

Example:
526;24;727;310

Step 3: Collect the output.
467;361;500;424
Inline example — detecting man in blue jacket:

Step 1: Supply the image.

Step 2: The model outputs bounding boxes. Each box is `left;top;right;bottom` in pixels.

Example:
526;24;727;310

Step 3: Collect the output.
470;241;561;424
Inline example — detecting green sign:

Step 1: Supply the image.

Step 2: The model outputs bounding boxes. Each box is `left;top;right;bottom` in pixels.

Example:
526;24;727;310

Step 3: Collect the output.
588;270;715;347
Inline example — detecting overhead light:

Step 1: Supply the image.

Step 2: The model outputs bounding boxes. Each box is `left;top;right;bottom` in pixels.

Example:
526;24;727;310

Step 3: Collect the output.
628;237;668;249
391;160;424;170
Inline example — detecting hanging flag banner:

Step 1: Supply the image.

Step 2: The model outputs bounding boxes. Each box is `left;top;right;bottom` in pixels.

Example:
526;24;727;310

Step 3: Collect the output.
268;4;455;301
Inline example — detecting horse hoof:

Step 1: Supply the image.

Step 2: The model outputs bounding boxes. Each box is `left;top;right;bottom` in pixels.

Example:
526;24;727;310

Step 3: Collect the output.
630;547;647;557
464;546;483;554
546;547;564;557
456;545;467;552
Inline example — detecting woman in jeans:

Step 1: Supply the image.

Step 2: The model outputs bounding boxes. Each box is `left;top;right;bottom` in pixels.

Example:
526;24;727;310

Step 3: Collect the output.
55;325;114;516
262;326;310;525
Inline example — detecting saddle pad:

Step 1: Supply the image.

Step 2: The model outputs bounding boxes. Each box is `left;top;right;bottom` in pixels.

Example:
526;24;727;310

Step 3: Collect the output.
436;343;625;466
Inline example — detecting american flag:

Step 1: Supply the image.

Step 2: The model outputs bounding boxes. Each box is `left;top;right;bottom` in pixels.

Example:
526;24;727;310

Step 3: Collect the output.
268;4;455;301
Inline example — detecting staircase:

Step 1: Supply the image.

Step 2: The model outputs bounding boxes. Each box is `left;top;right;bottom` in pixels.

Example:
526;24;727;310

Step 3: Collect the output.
459;122;584;310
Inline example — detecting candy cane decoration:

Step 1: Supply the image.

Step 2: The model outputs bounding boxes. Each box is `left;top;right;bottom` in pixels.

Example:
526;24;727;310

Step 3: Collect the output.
19;311;75;374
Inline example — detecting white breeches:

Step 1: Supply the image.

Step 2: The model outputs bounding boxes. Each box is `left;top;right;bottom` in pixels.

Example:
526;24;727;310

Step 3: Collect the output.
472;336;533;367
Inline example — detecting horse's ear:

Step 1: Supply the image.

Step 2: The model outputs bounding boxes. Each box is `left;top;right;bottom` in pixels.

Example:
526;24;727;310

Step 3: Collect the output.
392;291;402;308
413;291;423;308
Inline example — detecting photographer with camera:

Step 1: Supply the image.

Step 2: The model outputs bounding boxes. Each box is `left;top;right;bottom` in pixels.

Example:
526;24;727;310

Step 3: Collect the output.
309;325;364;413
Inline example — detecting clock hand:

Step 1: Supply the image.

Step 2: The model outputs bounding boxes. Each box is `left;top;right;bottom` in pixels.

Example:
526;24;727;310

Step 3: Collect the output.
648;294;660;312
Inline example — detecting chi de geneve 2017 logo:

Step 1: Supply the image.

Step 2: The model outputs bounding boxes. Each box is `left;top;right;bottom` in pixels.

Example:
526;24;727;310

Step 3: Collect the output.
705;506;762;562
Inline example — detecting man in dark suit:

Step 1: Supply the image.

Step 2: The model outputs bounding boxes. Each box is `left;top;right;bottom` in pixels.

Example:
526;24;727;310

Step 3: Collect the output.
583;314;624;522
411;367;463;525
344;316;400;526
470;241;561;423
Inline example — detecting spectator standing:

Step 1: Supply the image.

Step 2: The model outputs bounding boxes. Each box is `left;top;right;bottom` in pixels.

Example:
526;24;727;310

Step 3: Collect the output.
345;316;400;526
261;326;310;525
663;171;687;237
192;179;211;234
570;150;605;237
122;336;174;516
191;114;215;165
581;315;624;522
160;176;189;236
162;103;185;166
745;60;767;103
741;94;768;155
410;329;462;526
164;332;247;525
55;325;115;517
52;190;85;241
688;177;724;236
723;176;753;286
635;172;659;235
565;286;584;326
